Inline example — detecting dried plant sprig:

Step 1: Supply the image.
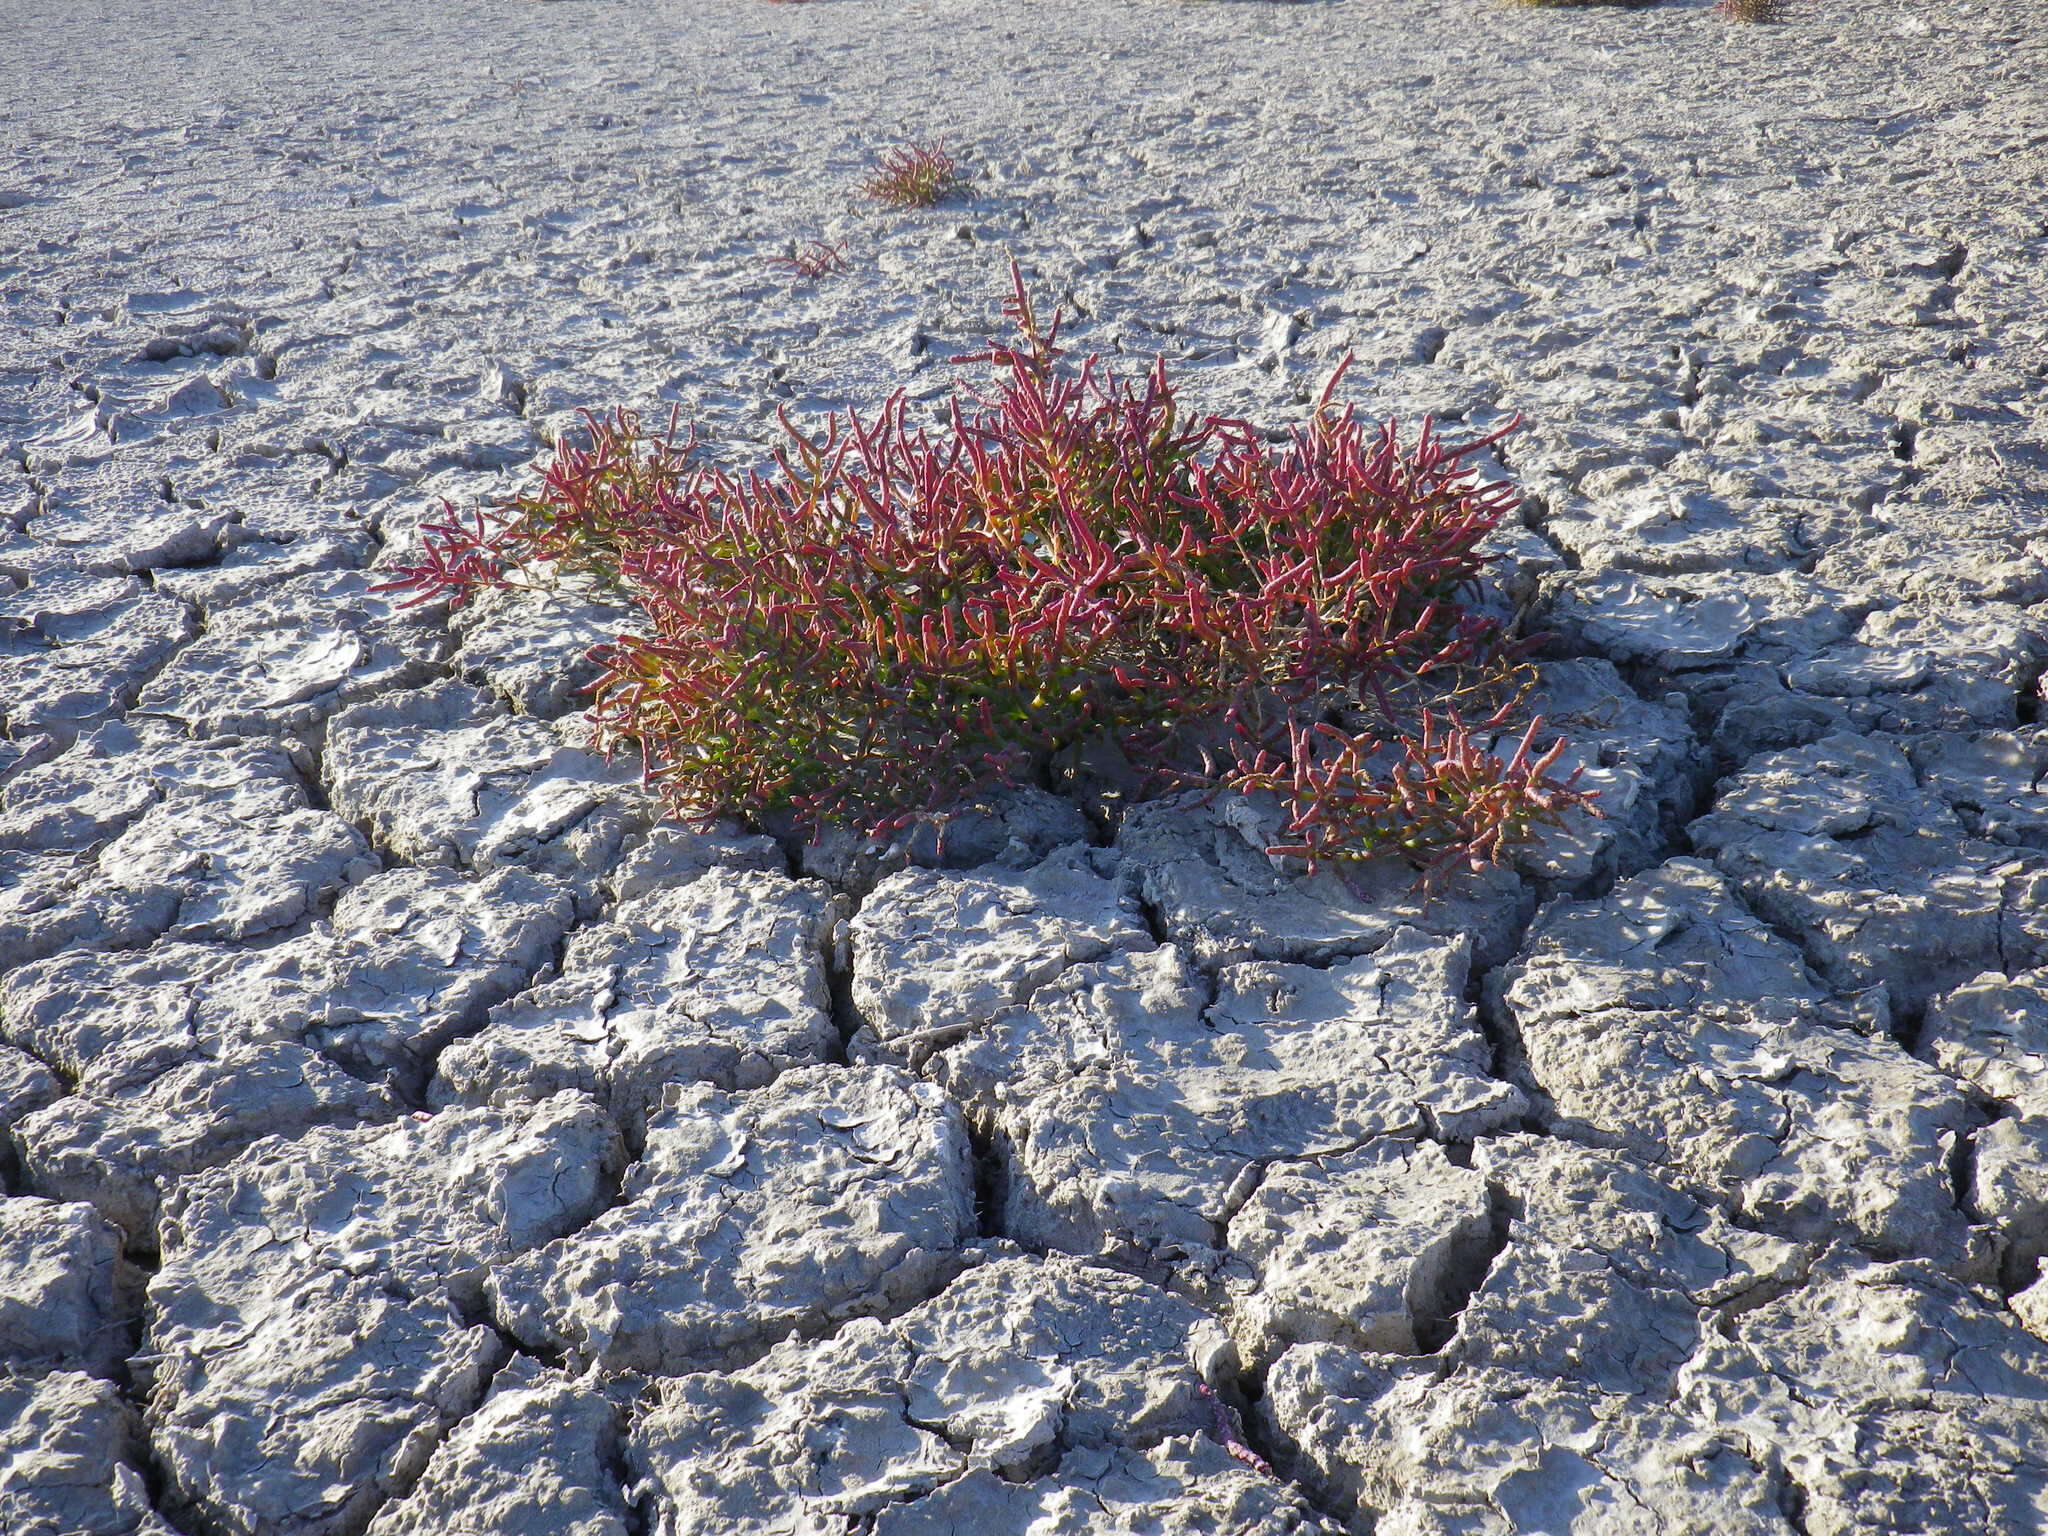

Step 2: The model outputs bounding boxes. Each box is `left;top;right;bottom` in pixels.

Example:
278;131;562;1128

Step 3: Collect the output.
1713;0;1784;19
767;239;850;280
860;142;960;209
380;267;1593;877
1198;1386;1274;1478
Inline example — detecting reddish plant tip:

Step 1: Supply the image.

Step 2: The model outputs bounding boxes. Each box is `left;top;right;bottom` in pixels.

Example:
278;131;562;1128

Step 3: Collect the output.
860;141;960;209
767;239;850;281
378;264;1594;877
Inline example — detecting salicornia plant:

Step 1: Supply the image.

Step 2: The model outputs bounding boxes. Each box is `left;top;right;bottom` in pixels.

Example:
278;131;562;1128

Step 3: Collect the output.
382;269;1589;879
860;142;960;209
766;239;850;281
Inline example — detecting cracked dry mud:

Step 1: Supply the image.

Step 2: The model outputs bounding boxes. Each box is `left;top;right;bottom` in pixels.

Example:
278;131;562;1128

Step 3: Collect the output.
1;0;2045;1531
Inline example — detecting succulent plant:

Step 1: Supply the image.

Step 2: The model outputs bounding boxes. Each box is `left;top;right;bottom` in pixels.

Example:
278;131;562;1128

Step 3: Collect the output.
382;269;1591;878
859;142;960;210
766;239;850;281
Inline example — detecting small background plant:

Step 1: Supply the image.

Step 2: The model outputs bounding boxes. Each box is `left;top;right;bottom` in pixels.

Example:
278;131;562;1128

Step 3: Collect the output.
1713;0;1784;20
860;142;960;209
383;269;1590;879
766;239;849;281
